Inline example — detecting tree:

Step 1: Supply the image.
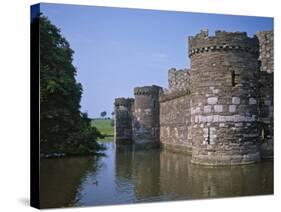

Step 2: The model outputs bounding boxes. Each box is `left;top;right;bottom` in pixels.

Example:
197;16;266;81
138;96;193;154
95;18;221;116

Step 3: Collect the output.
33;13;104;155
100;111;107;118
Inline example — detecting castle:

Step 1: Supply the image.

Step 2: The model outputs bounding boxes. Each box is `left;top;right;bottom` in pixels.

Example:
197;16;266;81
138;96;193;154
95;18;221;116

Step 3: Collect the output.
114;29;273;166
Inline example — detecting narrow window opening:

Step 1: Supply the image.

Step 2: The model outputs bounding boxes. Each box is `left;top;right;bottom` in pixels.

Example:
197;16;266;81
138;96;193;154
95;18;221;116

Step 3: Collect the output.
207;127;210;144
261;128;265;140
232;70;236;86
231;70;240;87
258;60;262;71
153;100;156;109
261;126;268;143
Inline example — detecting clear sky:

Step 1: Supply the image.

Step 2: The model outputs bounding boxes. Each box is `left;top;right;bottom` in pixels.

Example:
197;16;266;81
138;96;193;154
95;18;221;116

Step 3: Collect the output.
39;3;273;118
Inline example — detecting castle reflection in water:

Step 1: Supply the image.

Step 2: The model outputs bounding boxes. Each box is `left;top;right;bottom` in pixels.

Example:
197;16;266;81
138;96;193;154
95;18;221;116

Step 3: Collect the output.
40;142;273;208
115;143;273;201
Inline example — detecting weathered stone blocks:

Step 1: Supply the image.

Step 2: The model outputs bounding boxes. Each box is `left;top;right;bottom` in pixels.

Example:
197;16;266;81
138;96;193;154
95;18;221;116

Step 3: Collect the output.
114;98;134;144
256;31;274;158
159;92;192;153
132;85;162;147
232;97;240;105
114;29;273;165
208;97;218;105
229;105;236;113
204;105;212;113
168;68;190;93
189;30;261;165
249;98;257;105
214;105;223;113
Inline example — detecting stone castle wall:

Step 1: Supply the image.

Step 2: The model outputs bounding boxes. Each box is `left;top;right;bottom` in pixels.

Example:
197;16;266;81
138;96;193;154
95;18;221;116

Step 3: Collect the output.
256;31;274;158
168;68;190;93
259;72;273;158
159;93;191;153
256;31;273;73
114;29;273;165
160;68;192;153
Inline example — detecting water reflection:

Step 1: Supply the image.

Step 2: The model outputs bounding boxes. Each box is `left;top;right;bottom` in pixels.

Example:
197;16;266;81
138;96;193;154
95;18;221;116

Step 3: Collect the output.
115;145;273;202
39;142;273;208
116;146;161;201
159;149;273;199
40;156;100;208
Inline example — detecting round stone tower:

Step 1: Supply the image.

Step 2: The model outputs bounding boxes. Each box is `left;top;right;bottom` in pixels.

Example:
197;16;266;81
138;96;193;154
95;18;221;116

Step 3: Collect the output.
132;85;162;148
114;97;134;144
188;30;261;165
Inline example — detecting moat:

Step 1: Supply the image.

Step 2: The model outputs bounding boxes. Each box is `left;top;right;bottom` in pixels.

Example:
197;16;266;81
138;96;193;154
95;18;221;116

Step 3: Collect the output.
40;141;273;208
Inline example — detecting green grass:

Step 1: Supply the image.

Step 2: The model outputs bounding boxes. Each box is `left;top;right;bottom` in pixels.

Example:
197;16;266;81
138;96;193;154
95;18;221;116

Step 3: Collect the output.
91;119;114;141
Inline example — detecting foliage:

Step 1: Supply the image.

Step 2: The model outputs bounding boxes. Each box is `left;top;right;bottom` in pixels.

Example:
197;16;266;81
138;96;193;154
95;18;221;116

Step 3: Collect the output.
32;13;104;155
100;111;107;118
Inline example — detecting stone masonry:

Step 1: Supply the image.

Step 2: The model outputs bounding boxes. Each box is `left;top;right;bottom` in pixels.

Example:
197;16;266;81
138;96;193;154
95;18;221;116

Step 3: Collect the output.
114;29;274;165
114;98;134;144
132;85;162;148
256;31;274;158
168;68;190;93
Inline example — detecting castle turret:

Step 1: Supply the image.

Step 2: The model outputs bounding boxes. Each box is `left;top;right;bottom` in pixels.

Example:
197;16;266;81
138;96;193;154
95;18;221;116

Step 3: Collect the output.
114;98;134;144
188;30;261;165
132;85;162;147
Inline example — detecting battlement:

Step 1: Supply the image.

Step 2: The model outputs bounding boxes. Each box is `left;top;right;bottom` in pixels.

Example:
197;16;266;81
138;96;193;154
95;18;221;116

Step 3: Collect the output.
114;97;134;107
188;29;259;57
256;30;274;73
134;85;163;96
159;89;190;103
256;30;273;39
168;68;190;93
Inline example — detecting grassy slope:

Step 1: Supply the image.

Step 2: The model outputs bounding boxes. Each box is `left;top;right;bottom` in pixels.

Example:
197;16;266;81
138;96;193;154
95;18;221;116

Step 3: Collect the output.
91;119;114;141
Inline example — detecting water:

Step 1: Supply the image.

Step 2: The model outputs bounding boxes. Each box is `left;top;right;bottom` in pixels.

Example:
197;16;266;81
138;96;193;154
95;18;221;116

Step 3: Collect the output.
40;142;273;208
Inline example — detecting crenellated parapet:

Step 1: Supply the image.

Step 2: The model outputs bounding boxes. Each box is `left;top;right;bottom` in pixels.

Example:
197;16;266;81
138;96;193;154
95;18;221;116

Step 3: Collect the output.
159;89;190;103
188;29;259;57
134;85;162;96
256;31;274;73
114;97;134;107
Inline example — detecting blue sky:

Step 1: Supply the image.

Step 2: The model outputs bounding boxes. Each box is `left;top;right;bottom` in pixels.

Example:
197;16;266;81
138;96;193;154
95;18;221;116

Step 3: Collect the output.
38;3;273;118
